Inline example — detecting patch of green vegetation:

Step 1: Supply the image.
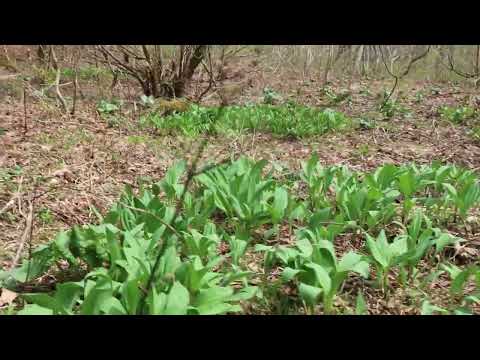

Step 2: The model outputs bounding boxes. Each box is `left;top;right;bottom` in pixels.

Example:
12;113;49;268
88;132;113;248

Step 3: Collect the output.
438;105;476;124
355;117;376;130
262;87;282;105
357;144;371;157
37;133;56;146
38;207;54;225
142;104;351;139
470;126;480;142
0;165;22;184
414;90;425;104
0;305;17;315
359;88;372;97
97;99;121;115
2;155;479;315
322;86;352;106
61;66;110;81
97;99;129;128
379;95;409;119
422;264;480;315
127;135;149;145
63;128;95;150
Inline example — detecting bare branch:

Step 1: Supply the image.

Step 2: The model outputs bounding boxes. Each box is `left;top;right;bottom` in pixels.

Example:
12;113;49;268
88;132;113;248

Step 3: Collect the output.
400;45;431;78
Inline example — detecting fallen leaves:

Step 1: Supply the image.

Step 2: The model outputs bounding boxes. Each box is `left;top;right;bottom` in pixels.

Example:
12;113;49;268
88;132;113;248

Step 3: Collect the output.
0;288;17;307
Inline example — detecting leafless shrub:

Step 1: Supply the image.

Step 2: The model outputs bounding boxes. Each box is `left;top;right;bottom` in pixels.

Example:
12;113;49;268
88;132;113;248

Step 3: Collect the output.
94;45;210;99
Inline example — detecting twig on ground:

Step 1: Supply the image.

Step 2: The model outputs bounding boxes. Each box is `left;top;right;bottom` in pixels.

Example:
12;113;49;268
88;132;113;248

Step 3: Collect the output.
0;196;18;217
23;82;28;134
11;199;34;271
0;176;23;217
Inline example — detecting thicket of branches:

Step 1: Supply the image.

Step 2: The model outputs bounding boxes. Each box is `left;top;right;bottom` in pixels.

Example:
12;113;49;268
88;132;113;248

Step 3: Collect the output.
2;45;478;115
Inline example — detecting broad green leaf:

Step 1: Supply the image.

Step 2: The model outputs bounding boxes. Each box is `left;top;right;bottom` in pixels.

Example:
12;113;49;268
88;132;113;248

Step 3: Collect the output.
22;293;58;312
55;282;84;314
271;187;288;223
398;171;416;197
194;287;236;315
195;302;237;315
442;183;457;198
17;304;54;315
195;286;233;306
53;231;76;264
441;263;463;279
163;282;190;315
453;307;473;315
421;301;448;315
298;283;322;306
80;277;114;315
451;268;472;295
122;279;142;314
282;267;302;282
305;262;331;295
296;238;313;258
434;233;459;254
351;261;370;278
229;286;258;302
254;244;273;252
355;292;368;315
366;232;388;269
337;252;363;273
102;297;128;315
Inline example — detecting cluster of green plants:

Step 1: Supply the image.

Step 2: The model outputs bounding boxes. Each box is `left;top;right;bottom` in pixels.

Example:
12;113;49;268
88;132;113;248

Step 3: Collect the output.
61;66;110;81
97;99;129;128
421;263;480;315
379;99;409;119
414;91;425;104
470;126;480;142
1;155;479;315
262;87;283;105
0;165;22;184
322;86;352;106
140;104;351;139
438;105;476;124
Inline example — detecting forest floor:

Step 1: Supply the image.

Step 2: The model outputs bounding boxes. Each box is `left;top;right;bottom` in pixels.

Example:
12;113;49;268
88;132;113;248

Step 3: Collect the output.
1;58;480;314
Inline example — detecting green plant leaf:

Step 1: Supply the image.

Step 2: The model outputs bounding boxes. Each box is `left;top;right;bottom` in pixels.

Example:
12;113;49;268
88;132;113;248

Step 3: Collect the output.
17;304;54;315
451;268;473;295
434;233;459;254
194;286;236;315
162;282;190;315
398;171;416;197
366;232;389;269
271;187;288;223
421;301;449;315
54;282;84;314
22;293;58;312
298;283;322;306
304;262;331;295
282;267;302;282
355;292;368;315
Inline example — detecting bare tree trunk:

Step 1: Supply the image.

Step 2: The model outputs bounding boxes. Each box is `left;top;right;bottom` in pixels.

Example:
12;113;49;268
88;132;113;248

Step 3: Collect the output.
322;45;335;85
50;47;68;113
355;45;365;75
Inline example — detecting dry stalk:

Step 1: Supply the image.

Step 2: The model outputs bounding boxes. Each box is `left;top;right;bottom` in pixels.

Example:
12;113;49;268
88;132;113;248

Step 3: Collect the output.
11;200;34;270
0;176;23;217
23;82;28;133
50;46;68;113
